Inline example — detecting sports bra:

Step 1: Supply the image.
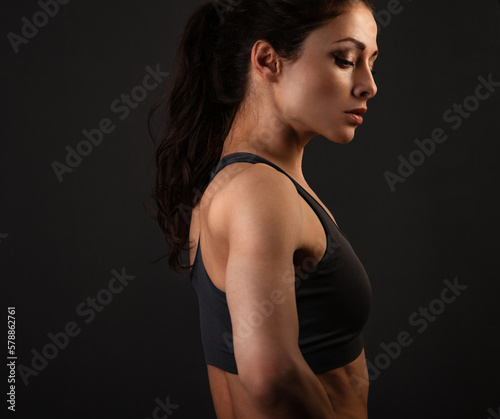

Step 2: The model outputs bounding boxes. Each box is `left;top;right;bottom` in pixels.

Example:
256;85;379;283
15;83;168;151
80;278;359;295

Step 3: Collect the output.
189;152;372;374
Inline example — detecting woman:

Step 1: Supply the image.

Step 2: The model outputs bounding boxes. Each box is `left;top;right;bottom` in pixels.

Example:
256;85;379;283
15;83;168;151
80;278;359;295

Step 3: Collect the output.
149;0;379;417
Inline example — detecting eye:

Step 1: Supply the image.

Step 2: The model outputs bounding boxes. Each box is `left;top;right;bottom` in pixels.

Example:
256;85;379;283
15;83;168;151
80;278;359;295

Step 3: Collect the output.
333;55;355;69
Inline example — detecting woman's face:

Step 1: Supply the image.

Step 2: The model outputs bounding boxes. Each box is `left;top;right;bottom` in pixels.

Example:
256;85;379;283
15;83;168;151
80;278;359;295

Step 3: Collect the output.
275;2;379;145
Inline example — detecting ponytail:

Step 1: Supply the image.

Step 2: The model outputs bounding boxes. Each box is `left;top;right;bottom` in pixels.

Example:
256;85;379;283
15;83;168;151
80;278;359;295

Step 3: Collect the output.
147;2;239;274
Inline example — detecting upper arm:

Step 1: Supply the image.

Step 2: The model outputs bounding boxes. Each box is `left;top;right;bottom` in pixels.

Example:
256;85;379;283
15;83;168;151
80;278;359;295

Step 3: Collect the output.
217;165;304;387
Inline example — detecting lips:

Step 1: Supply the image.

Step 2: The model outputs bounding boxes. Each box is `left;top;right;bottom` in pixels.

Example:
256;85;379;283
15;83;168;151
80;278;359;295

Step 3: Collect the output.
345;108;367;125
345;108;367;116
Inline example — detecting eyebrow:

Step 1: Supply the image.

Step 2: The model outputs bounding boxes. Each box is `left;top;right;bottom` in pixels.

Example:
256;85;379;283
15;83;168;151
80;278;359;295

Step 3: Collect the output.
332;37;379;57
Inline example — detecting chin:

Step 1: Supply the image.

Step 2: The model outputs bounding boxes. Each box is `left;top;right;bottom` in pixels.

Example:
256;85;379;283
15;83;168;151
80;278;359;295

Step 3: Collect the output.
327;128;356;145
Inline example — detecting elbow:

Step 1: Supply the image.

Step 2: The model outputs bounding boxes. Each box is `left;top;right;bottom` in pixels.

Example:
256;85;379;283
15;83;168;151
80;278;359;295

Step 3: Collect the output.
239;357;299;406
241;369;294;407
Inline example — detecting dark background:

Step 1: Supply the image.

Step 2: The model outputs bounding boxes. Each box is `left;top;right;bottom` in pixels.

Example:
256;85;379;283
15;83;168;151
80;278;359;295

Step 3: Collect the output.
2;0;499;418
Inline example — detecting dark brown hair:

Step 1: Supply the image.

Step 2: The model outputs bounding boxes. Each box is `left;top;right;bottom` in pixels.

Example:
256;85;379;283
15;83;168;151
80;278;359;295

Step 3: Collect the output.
147;0;375;275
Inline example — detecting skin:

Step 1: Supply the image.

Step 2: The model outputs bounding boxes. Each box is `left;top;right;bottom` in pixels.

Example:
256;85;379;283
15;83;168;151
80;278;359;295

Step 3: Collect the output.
189;2;378;418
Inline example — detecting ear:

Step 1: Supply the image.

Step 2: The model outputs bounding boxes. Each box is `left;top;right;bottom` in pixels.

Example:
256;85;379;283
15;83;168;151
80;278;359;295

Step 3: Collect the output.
250;40;281;82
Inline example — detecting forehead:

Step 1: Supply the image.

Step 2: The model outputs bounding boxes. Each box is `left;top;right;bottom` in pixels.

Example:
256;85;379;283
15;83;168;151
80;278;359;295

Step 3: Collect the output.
308;4;378;50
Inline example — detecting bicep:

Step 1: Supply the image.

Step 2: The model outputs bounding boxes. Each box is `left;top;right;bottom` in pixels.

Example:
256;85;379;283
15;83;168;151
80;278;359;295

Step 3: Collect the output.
225;245;299;379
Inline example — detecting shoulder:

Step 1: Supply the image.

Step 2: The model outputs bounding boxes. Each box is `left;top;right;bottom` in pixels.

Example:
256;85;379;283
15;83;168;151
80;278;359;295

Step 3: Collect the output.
219;162;299;206
209;163;304;251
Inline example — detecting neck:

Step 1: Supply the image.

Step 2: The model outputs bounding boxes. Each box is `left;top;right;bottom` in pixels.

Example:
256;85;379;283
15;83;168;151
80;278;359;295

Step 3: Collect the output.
220;115;312;182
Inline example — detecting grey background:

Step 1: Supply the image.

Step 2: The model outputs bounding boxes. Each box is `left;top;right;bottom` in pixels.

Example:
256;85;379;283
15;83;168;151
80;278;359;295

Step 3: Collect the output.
2;0;499;418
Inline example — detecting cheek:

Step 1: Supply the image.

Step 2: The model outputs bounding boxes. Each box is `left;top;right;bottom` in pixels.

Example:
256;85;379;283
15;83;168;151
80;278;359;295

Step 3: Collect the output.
278;68;347;122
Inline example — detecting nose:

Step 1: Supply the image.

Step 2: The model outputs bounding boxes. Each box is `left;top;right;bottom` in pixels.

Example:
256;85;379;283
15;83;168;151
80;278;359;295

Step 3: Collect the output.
352;65;377;99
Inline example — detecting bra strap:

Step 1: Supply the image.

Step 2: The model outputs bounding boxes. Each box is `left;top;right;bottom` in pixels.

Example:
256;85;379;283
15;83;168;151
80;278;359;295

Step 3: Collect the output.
209;152;296;185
